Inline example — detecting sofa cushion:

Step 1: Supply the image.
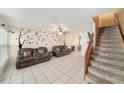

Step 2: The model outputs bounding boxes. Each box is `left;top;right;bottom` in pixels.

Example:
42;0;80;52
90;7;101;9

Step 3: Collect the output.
23;51;32;58
33;52;40;57
32;48;38;53
40;54;49;59
20;57;35;64
56;48;60;51
38;50;44;55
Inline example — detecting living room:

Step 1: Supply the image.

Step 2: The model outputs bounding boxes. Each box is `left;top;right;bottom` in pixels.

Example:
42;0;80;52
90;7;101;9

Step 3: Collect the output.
1;0;124;93
0;8;117;84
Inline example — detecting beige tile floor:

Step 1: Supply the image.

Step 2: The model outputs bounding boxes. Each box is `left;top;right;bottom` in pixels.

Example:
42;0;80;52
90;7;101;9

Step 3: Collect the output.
0;51;85;84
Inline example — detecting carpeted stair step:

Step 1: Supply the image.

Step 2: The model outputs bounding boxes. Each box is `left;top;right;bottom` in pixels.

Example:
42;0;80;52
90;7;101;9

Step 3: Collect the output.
99;36;120;40
98;39;121;43
97;43;121;48
88;66;124;83
101;34;119;37
94;50;124;60
102;30;119;33
85;73;112;84
91;55;124;67
101;32;119;35
96;46;123;54
102;30;118;33
91;61;124;76
101;28;118;33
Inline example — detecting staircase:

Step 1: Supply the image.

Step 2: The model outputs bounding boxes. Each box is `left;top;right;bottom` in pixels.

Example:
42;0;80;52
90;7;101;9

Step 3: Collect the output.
85;26;124;84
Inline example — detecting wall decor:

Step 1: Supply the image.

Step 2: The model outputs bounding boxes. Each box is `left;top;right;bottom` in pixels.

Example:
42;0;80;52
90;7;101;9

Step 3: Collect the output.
8;25;65;51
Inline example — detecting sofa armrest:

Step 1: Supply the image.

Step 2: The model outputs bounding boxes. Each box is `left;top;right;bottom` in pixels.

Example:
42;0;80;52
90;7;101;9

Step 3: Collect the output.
17;54;24;60
16;58;21;69
47;51;52;57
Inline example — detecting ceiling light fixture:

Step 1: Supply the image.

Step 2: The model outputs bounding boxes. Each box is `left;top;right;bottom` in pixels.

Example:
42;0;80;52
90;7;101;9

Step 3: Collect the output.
57;25;63;35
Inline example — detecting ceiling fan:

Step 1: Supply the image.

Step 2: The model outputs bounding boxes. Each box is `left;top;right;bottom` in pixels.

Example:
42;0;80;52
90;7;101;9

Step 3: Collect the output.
57;25;69;35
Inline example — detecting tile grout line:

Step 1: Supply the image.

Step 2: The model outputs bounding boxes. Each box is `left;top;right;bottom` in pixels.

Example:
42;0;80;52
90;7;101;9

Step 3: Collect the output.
50;61;79;84
54;56;82;84
8;66;15;84
65;63;83;84
30;67;37;84
44;65;64;84
22;69;24;84
38;65;51;84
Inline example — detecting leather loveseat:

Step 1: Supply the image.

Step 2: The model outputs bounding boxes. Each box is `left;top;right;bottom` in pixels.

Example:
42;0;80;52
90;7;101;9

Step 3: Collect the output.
52;45;71;57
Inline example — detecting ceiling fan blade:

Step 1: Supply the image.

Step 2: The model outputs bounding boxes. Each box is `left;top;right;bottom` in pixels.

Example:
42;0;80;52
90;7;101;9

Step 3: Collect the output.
63;31;69;34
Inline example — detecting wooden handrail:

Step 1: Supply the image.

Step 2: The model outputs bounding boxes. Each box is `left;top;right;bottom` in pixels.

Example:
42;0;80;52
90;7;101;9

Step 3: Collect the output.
114;13;124;43
84;32;94;79
83;16;99;79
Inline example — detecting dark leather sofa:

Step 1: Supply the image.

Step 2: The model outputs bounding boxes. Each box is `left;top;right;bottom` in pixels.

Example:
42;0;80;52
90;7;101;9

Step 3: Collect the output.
52;45;71;57
16;47;51;69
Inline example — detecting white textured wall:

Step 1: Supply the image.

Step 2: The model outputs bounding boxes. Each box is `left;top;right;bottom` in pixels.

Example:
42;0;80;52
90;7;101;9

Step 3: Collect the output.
66;32;81;50
81;32;89;56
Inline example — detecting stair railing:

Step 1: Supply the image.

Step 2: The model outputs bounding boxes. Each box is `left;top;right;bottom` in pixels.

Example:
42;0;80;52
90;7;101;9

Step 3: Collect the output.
84;32;94;79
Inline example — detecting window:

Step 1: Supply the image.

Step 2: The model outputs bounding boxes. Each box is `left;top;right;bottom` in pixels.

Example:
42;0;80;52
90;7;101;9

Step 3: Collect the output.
0;28;7;46
0;28;8;74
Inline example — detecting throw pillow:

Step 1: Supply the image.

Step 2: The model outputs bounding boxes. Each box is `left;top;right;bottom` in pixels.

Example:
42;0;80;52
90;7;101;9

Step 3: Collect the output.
23;52;32;58
38;50;44;55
